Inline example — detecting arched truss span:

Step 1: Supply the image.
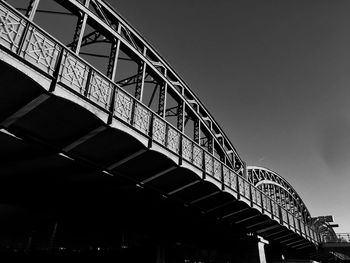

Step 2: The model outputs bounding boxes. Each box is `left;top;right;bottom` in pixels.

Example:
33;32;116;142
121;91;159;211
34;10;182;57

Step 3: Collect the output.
4;0;244;175
0;0;322;245
247;166;311;224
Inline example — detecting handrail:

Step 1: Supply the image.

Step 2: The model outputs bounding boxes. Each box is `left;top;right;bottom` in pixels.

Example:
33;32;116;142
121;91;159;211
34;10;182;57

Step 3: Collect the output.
0;0;319;246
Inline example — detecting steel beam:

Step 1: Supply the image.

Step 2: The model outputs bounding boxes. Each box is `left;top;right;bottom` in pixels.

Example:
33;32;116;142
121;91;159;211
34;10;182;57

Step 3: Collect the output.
134;48;147;101
233;214;261;224
71;13;88;54
140;166;177;184
62;126;107;152
293;243;312;249
189;190;221;205
246;220;272;230
280;237;298;244
0;94;50;128
26;0;40;21
257;226;282;235
167;180;200;196
107;33;121;82
285;239;307;247
158;82;167;118
205;200;236;213
107;149;147;170
274;233;295;241
221;208;249;219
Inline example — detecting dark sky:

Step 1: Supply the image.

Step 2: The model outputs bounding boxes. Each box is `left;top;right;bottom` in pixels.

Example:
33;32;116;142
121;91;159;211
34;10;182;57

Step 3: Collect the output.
109;0;350;232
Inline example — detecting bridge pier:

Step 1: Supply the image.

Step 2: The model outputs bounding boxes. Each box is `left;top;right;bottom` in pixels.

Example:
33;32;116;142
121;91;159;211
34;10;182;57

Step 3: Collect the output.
265;243;284;263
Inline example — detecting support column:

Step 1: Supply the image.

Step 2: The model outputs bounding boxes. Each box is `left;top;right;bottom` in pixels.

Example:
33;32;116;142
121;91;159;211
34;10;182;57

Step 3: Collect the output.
156;245;166;263
230;237;268;263
264;243;284;263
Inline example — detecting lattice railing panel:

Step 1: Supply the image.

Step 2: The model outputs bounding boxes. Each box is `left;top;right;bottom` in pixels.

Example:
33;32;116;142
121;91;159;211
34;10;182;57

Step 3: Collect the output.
281;208;288;224
295;219;300;232
133;103;151;134
213;159;221;180
115;90;133;123
251;187;257;204
205;153;213;176
244;181;250;199
0;3;26;52
22;26;61;75
262;195;270;212
60;51;89;94
223;166;230;186
288;213;294;228
193;144;203;168
230;171;237;191
272;202;279;218
238;177;244;196
182;136;192;162
167;126;179;154
88;71;113;110
152;116;166;145
256;190;261;206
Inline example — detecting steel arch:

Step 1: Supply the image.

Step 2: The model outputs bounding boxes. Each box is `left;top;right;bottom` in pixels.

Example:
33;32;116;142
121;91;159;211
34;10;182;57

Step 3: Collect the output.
0;0;322;247
247;166;311;224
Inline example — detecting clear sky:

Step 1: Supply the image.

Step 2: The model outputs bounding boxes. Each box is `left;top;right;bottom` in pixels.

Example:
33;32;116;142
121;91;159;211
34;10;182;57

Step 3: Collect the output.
109;0;350;232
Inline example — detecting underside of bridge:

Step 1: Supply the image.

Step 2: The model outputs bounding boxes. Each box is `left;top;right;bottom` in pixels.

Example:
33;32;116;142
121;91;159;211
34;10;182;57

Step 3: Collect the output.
0;56;318;262
0;0;322;261
0;55;316;262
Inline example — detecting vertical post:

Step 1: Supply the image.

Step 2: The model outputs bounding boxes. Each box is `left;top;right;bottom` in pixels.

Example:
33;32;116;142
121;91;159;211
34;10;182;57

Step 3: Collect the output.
221;163;225;190
49;221;58;253
177;100;185;132
148;112;154;147
269;198;274;219
158;75;167;118
71;14;88;54
107;38;121;81
48;48;64;92
26;0;40;21
106;30;121;124
177;100;185;163
249;183;253;206
25;231;34;252
194;116;200;144
134;47;147;101
156;244;165;263
236;173;241;199
208;136;213;155
258;238;268;263
71;0;91;54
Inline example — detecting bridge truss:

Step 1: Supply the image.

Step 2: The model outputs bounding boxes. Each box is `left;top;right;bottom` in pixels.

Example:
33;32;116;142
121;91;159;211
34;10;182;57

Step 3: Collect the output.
0;0;321;251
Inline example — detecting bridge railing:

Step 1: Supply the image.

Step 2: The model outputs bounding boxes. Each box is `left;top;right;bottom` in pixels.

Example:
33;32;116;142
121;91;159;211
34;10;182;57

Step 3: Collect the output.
0;0;319;246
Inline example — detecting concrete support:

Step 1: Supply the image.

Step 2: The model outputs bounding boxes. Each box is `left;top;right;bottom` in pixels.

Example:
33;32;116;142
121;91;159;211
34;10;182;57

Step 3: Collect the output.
230;237;267;263
264;243;284;263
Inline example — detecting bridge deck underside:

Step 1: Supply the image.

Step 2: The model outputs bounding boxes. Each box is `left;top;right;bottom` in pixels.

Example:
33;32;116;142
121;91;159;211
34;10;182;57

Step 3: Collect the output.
0;57;314;254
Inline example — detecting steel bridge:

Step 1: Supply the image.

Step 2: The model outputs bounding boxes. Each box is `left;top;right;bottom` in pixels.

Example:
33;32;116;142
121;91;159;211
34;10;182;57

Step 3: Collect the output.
0;0;331;261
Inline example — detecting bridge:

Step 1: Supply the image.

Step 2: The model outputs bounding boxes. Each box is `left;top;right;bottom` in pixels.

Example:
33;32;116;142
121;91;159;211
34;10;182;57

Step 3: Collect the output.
0;0;340;262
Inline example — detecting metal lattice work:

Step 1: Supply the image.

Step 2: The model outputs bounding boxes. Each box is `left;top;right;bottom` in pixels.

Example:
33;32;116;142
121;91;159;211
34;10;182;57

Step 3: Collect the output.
25;0;244;172
247;166;312;226
0;0;322;247
0;4;26;52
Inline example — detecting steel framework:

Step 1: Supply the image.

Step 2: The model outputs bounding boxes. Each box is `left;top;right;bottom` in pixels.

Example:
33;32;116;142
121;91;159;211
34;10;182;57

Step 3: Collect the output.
0;0;322;246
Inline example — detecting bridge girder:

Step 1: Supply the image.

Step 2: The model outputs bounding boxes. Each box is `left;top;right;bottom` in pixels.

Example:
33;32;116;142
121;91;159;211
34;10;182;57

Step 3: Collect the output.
0;0;321;253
